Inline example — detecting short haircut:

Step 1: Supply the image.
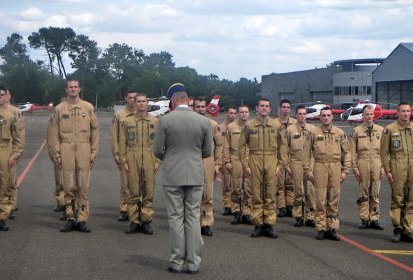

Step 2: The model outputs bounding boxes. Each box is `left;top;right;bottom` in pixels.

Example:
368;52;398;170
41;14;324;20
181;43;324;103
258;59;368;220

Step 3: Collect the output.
172;91;188;100
257;97;271;107
238;105;249;111
194;97;206;103
135;92;147;99
362;105;374;113
320;106;332;115
398;102;411;110
295;105;306;114
66;78;80;85
124;89;137;97
0;85;8;93
227;106;237;112
279;99;291;107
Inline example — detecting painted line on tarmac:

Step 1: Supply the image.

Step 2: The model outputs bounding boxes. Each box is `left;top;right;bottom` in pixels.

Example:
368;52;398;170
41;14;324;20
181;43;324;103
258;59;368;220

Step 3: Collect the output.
374;250;413;255
16;139;46;189
339;234;413;275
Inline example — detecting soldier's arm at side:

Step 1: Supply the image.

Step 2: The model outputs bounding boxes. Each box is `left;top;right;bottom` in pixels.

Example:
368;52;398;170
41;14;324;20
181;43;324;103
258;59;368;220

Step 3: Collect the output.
222;129;232;171
213;125;223;173
152;117;166;161
238;125;250;176
202;121;213;159
110;114;120;165
340;131;351;181
118;121;129;172
10;111;25;166
380;128;392;183
89;108;99;166
279;129;290;174
349;129;360;181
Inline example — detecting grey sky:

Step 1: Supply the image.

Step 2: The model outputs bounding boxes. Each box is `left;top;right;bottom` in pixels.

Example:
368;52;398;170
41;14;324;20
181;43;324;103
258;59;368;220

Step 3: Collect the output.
1;0;412;81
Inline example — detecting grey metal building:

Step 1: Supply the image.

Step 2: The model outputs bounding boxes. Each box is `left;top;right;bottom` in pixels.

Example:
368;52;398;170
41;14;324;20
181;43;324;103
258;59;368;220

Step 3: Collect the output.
261;42;412;115
373;43;413;108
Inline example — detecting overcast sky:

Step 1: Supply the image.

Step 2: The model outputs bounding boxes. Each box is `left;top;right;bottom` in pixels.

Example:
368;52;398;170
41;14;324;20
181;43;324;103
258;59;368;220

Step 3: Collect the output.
0;0;412;81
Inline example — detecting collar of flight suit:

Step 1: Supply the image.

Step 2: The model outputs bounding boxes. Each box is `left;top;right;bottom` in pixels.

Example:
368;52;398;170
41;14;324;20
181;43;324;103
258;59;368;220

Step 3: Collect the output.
360;123;378;133
134;113;152;121
319;124;340;134
295;122;312;132
253;116;274;127
395;120;413;130
66;100;83;110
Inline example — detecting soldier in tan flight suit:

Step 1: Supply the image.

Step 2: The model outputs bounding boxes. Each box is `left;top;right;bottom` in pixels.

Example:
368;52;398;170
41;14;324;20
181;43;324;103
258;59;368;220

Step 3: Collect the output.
0;85;25;231
47;96;66;219
381;102;413;243
119;93;159;235
239;98;281;238
350;105;384;231
193;97;222;237
280;106;316;227
110;90;136;222
52;79;99;233
308;107;351;241
218;107;237;216
6;89;24;220
274;100;296;218
223;105;252;225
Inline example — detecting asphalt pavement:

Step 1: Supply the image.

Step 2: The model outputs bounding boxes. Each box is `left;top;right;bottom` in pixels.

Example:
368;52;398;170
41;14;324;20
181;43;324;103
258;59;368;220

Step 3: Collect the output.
0;113;412;280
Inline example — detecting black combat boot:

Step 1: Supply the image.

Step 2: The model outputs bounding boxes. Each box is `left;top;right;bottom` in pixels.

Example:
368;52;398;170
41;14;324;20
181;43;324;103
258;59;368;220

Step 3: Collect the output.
262;224;278;238
286;205;293;217
8;210;15;220
316;230;326;240
305;220;315;227
231;212;242;225
141;222;154;235
77;222;91;233
327;229;341;241
125;222;141;234
294;218;304;227
277;207;287;217
242;214;252;225
60;219;77;232
0;220;9;231
359;220;368;229
369;220;383;230
391;228;402;243
59;211;67;221
401;233;413;242
117;212;128;222
250;225;263;238
222;207;232;216
53;205;65;212
201;226;213;236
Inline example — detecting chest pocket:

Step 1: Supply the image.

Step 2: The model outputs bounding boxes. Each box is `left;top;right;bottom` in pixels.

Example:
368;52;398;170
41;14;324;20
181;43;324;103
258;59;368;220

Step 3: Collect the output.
0;118;11;140
313;134;326;155
79;111;91;133
247;128;259;149
231;130;241;147
60;114;72;133
391;133;403;152
290;132;303;152
148;123;156;147
268;128;278;149
127;124;137;147
356;134;369;151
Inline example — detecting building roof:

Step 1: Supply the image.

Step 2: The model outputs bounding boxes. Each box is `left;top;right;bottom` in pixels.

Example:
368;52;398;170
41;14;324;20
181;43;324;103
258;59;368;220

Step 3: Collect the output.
401;42;413;53
333;58;384;65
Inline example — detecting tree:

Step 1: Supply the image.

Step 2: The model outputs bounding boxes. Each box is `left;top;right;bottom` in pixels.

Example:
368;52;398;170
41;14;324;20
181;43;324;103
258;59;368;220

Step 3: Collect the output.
29;27;76;78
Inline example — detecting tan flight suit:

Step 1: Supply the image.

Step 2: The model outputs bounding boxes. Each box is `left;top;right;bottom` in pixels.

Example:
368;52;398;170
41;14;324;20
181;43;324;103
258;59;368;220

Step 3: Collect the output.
239;117;281;226
381;121;413;234
217;121;233;210
350;124;383;222
274;117;297;210
46;115;65;208
110;108;133;213
119;114;158;225
52;100;99;222
223;120;252;215
200;118;222;227
281;123;316;221
311;125;350;231
0;105;25;222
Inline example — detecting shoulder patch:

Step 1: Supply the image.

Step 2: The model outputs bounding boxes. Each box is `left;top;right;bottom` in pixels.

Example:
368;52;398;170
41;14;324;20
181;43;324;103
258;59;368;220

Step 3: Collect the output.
217;126;221;132
383;129;388;134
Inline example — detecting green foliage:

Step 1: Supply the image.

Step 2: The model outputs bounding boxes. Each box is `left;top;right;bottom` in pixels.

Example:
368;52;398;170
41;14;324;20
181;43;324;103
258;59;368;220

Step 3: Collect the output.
1;27;261;109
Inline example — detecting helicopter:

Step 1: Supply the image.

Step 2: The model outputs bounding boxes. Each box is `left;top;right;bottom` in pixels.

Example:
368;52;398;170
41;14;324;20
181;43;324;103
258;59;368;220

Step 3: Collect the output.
340;100;398;123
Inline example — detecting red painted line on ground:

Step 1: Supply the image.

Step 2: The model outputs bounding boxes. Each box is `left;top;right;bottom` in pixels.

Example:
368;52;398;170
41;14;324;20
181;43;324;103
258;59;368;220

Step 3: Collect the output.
339;234;413;275
16;140;46;189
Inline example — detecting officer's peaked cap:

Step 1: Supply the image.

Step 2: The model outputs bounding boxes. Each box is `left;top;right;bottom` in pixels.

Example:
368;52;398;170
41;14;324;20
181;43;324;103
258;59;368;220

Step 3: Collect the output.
167;83;186;99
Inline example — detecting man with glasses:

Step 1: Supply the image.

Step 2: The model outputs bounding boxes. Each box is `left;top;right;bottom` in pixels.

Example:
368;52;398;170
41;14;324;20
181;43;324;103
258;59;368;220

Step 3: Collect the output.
309;107;351;241
119;93;159;235
239;98;281;238
0;86;24;231
110;90;137;222
274;100;296;218
193;97;221;236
